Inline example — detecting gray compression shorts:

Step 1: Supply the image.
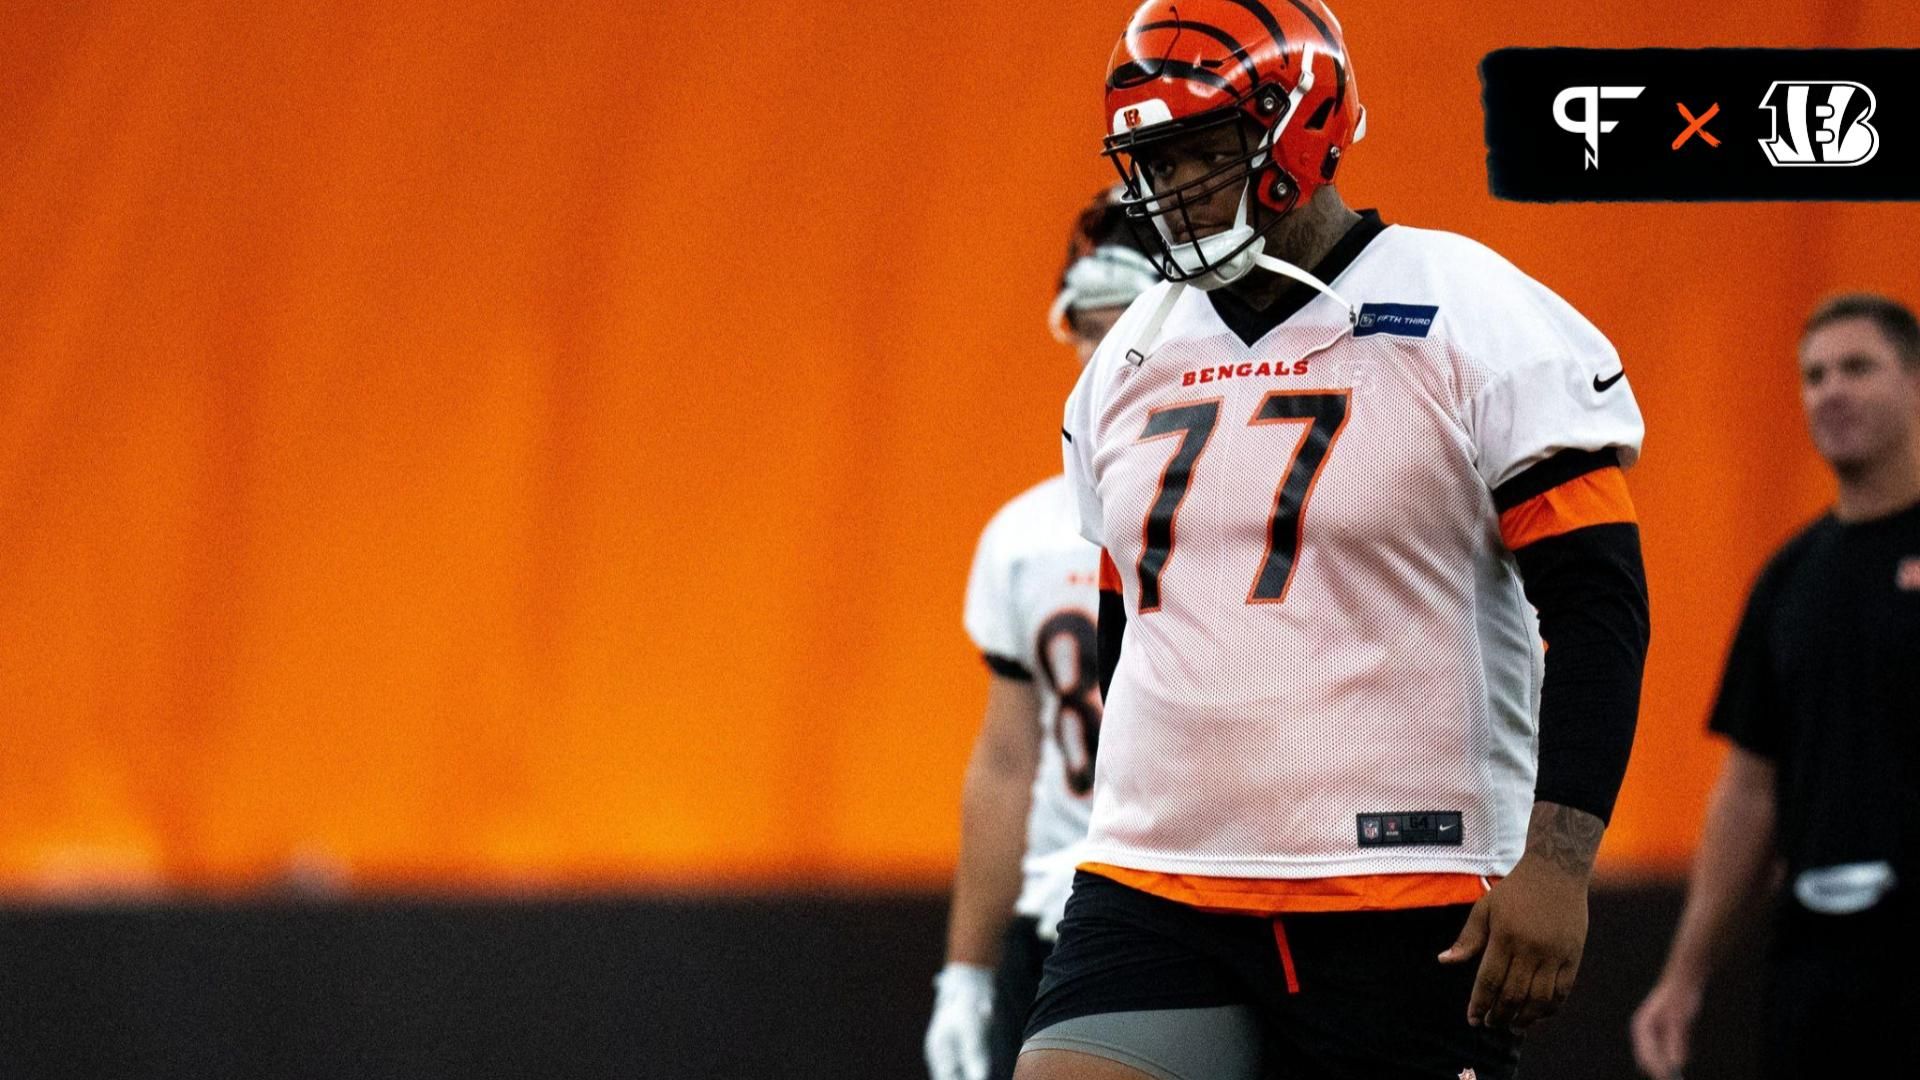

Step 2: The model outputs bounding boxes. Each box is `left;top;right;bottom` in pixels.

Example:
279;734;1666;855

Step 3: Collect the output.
1020;1006;1261;1080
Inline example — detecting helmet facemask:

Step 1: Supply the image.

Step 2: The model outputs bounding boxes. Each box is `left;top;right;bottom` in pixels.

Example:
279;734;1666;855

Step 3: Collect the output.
1104;58;1320;292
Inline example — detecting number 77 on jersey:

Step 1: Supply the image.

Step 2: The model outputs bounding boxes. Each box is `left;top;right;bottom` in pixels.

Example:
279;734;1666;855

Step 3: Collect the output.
1134;389;1351;611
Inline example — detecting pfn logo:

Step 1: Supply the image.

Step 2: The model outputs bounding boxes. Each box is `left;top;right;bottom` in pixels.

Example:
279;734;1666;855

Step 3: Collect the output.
1758;81;1879;166
1553;85;1645;169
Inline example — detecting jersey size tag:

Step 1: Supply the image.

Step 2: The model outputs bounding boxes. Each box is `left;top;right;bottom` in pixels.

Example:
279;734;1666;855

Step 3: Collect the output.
1356;812;1464;847
1353;303;1439;339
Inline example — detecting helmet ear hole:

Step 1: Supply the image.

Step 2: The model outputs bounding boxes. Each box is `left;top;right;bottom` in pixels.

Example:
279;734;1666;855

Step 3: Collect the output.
1320;145;1341;181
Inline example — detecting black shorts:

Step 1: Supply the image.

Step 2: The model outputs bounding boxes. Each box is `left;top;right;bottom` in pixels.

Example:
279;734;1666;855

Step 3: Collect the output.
1024;870;1521;1080
989;916;1054;1080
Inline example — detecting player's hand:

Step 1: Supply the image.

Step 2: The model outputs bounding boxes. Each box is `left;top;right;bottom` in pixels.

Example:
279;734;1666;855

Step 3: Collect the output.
1629;974;1702;1080
925;962;995;1080
1436;853;1590;1031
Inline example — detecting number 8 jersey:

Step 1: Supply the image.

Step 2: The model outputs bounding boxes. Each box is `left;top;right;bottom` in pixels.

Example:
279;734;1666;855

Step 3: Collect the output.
963;474;1104;935
1061;213;1645;884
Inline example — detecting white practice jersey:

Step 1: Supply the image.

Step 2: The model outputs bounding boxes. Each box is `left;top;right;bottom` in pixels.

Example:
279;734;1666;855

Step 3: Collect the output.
963;474;1102;936
1061;216;1644;881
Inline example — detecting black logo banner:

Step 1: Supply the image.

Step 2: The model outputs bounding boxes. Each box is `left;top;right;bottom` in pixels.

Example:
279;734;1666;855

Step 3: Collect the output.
1482;48;1920;201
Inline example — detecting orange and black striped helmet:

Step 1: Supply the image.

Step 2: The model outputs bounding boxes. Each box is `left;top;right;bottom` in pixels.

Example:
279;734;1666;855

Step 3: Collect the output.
1101;0;1366;287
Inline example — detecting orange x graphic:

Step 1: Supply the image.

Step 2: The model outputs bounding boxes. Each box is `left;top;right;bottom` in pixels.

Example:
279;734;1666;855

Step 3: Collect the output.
1673;102;1721;149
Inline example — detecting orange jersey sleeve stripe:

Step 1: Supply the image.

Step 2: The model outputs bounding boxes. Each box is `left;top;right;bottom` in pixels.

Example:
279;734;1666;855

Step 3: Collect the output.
1098;548;1123;593
1080;863;1495;915
1498;466;1636;551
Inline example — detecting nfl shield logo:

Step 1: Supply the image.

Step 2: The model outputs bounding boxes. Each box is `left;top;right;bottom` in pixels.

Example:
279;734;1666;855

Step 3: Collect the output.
1362;820;1381;841
1125;107;1143;129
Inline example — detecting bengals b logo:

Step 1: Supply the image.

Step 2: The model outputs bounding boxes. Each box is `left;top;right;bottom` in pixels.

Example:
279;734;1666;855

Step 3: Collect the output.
1758;81;1880;166
1124;107;1143;129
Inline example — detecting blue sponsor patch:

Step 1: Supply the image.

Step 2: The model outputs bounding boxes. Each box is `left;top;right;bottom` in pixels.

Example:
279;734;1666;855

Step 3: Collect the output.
1354;302;1439;339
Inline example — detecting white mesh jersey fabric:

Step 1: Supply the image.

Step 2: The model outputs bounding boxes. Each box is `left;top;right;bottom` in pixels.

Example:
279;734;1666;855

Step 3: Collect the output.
1059;224;1645;879
963;475;1102;929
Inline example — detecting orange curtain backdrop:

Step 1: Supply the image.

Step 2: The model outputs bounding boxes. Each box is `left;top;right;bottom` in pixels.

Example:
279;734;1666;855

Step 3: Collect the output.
3;0;1917;893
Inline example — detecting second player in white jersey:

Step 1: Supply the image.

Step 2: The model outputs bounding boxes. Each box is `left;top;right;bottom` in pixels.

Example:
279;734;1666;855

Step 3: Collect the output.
963;474;1102;933
924;188;1160;1080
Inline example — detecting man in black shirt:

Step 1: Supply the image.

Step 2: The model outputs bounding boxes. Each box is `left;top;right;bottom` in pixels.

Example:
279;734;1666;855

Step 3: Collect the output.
1632;294;1920;1079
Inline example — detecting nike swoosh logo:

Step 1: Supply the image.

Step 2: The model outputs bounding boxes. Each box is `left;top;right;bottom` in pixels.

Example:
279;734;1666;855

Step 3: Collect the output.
1593;369;1626;392
1438;823;1456;831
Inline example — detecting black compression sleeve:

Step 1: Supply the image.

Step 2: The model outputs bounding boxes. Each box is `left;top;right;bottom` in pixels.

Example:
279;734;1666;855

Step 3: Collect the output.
1514;522;1650;824
1097;586;1126;701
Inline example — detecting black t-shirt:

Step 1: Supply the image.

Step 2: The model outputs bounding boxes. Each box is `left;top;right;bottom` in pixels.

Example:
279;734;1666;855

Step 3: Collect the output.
1710;498;1920;881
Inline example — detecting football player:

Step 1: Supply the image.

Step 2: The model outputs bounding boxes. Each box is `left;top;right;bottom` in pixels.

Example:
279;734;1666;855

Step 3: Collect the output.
1017;3;1651;1079
925;190;1162;1080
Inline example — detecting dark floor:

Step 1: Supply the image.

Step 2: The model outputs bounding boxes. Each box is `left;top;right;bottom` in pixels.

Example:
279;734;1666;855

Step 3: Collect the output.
0;882;1763;1080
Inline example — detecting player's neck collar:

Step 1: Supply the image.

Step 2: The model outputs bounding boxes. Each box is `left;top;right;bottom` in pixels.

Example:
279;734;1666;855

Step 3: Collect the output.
1206;209;1387;348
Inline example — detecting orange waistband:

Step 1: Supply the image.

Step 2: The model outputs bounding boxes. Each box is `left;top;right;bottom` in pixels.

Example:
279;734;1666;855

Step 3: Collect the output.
1081;862;1496;915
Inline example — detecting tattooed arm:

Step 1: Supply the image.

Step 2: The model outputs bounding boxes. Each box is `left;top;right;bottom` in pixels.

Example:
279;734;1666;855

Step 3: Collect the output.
1438;802;1605;1031
1438;488;1649;1033
1524;801;1607;876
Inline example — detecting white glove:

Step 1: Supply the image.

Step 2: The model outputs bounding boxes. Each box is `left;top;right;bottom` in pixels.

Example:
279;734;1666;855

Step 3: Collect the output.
924;962;995;1080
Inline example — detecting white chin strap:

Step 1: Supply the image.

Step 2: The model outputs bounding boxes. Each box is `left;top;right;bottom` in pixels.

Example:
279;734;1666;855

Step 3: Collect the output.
1144;43;1358;325
1158;217;1358;328
1251;250;1358;325
1167;222;1262;290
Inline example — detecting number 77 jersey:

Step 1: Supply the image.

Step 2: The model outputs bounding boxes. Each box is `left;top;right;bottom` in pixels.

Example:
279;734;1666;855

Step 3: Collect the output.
1060;214;1645;881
